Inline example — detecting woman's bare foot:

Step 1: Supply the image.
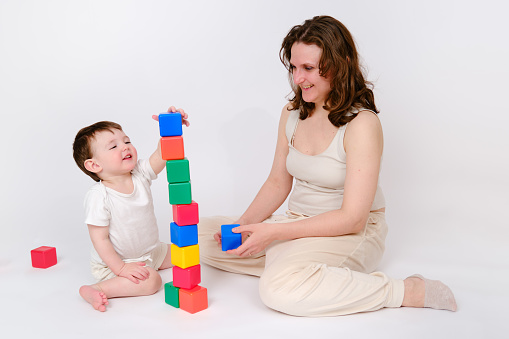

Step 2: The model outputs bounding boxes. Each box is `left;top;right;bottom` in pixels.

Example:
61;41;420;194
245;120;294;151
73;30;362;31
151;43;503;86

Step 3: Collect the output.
79;285;109;312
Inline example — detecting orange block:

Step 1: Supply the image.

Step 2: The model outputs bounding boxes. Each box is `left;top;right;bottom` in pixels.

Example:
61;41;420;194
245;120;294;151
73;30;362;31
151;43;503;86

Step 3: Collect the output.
179;285;208;314
161;136;184;160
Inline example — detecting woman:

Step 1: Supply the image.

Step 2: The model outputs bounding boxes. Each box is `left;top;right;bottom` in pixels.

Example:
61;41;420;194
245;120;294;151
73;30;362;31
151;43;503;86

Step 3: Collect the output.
198;15;456;316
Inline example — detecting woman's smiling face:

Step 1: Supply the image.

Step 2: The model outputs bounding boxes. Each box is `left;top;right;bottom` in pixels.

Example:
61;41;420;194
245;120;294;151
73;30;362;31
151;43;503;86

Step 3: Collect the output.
290;42;331;106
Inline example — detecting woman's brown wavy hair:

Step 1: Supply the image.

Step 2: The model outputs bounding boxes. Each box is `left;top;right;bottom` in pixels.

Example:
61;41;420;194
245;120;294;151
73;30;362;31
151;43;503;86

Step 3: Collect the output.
280;16;378;126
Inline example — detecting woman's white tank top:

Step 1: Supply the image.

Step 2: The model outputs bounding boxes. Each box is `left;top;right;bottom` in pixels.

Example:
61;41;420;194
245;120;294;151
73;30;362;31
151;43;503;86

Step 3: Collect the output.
285;108;386;216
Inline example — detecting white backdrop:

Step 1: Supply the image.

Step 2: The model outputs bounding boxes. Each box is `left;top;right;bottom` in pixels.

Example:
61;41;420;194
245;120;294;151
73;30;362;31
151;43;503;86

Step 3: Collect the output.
1;1;508;338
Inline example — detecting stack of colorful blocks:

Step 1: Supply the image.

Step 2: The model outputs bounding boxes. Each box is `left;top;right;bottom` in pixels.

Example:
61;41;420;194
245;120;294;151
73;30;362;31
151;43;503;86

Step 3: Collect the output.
159;113;208;314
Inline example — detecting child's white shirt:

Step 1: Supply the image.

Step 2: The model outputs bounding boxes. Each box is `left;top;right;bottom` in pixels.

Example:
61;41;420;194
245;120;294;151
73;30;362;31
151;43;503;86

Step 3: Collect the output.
84;159;160;264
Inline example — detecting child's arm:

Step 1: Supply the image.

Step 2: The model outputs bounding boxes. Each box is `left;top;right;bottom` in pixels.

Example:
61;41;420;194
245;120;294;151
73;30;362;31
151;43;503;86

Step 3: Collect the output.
148;139;166;175
87;224;149;283
149;106;190;175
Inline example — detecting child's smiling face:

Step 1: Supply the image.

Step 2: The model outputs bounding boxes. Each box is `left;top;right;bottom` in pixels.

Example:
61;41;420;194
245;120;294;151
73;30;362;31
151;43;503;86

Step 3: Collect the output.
88;128;138;179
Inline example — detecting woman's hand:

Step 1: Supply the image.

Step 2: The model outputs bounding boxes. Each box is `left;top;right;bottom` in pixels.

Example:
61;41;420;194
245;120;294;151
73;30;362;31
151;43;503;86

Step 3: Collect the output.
151;106;190;127
117;262;150;284
213;230;222;246
213;219;247;247
226;223;277;257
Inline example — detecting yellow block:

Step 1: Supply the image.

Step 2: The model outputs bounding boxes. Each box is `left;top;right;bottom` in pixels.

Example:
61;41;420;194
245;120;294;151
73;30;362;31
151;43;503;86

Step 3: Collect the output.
171;244;200;269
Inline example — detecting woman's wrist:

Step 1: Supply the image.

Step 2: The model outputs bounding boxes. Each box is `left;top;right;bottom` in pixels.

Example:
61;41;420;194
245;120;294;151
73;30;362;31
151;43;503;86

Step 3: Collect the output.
236;216;249;226
270;223;285;241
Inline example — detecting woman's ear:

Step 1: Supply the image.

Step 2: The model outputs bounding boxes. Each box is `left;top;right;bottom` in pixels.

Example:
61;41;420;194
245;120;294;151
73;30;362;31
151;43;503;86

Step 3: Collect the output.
84;159;101;174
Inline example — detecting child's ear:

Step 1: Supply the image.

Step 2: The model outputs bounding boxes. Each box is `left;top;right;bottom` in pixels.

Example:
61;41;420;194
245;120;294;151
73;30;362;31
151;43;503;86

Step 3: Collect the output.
84;159;102;174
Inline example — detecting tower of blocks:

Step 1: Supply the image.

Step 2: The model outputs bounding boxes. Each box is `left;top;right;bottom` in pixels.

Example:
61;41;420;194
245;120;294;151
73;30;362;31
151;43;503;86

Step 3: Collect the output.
159;113;208;314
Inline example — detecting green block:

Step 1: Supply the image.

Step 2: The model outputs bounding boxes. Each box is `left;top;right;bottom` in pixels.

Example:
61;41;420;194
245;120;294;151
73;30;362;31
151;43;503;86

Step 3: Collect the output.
166;158;190;184
169;181;192;205
165;281;180;308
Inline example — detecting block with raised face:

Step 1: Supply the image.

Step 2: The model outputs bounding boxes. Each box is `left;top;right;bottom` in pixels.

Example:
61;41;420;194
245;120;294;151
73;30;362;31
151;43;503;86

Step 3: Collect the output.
173;264;201;290
221;224;241;251
31;246;57;269
166;158;190;184
171;243;200;269
168;181;192;205
161;136;184;161
179;285;208;314
164;281;180;308
158;113;183;137
172;201;199;226
170;222;198;248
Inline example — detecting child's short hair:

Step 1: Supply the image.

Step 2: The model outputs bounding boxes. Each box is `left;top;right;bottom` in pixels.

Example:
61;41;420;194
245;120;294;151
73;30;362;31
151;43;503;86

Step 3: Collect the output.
73;121;123;182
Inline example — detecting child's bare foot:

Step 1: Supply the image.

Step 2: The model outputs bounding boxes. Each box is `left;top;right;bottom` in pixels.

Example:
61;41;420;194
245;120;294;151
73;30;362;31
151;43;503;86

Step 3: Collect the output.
79;285;109;312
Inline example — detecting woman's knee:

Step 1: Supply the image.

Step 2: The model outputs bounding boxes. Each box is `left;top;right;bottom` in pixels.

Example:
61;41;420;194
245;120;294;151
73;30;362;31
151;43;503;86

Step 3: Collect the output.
258;263;339;316
258;269;303;315
258;273;280;310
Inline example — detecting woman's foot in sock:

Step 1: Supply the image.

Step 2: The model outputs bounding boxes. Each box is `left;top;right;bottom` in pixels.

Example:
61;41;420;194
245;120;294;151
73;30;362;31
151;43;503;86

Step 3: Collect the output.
405;274;457;311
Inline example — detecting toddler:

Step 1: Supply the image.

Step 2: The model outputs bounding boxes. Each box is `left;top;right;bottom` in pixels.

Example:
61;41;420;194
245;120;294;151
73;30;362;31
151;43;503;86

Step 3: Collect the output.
72;108;188;311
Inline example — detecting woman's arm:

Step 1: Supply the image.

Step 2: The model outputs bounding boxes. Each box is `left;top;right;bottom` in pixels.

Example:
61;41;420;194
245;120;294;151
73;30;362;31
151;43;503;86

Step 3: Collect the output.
229;111;383;256
235;104;295;225
87;224;150;283
214;105;295;245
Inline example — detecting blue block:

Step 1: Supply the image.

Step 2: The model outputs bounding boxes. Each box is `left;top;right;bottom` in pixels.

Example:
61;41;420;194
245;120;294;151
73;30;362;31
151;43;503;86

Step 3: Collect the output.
159;113;183;137
170;222;198;247
221;224;241;251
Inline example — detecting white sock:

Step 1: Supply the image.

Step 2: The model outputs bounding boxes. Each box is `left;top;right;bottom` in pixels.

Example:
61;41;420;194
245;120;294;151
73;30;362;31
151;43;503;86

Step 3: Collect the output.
409;274;457;311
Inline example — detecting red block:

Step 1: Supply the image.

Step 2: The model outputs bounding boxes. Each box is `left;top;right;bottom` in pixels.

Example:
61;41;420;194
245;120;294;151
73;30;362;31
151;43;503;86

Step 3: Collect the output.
179;285;208;314
173;264;201;289
161;136;184;160
31;246;57;268
173;201;199;226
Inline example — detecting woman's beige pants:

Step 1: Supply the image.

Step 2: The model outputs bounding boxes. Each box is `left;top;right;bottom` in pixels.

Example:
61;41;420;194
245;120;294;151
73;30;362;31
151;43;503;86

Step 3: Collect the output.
198;211;404;317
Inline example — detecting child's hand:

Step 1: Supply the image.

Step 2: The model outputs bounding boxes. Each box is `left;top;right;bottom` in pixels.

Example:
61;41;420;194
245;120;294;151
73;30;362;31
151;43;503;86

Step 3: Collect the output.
117;262;150;284
152;106;190;127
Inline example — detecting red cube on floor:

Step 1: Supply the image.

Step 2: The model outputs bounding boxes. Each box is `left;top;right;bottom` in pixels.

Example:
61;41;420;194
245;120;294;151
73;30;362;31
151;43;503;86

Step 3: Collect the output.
179;285;208;314
173;264;201;289
31;246;57;268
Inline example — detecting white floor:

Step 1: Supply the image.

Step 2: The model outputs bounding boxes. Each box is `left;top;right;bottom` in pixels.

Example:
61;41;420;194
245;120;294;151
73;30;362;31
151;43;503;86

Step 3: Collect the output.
1;1;509;338
2;210;507;339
